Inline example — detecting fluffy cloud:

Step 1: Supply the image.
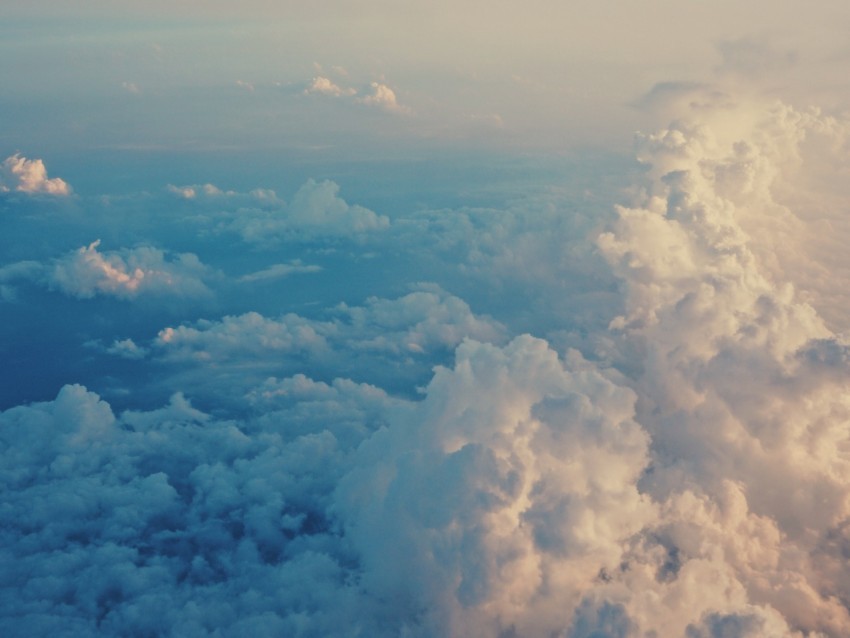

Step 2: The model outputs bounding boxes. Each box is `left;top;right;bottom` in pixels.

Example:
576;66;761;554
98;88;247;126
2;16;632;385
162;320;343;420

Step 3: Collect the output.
357;82;412;114
6;81;850;637
305;76;356;97
0;384;372;636
595;89;850;635
49;240;213;300
0;154;71;195
221;178;389;242
139;286;506;402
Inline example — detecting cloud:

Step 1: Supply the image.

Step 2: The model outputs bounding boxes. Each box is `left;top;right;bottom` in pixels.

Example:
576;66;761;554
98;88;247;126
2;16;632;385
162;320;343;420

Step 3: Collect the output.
305;76;356;97
357;82;412;114
106;338;149;360
48;240;213;300
238;261;322;283
221;178;389;242
5;75;850;637
0;260;42;302
0;154;71;195
594;87;850;635
100;286;507;406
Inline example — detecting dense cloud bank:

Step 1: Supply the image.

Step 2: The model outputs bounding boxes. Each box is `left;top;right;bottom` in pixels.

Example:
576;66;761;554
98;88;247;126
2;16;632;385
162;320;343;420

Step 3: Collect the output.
3;90;850;636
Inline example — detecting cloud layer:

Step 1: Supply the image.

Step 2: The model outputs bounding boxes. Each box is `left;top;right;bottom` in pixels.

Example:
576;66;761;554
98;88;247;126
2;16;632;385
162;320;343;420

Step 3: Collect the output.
3;86;850;637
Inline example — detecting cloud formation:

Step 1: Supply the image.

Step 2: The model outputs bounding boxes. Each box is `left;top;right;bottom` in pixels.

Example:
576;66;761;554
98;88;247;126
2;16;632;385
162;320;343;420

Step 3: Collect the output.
305;76;356;97
219;178;389;242
0;154;71;195
357;82;412;114
49;240;212;300
4;84;850;637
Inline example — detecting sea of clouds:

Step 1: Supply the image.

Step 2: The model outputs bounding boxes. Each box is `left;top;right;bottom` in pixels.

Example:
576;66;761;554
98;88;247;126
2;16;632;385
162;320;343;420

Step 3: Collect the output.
3;86;850;637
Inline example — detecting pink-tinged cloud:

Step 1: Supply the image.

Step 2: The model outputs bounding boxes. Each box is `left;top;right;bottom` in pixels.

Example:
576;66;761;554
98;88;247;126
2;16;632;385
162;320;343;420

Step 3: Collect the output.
49;240;212;300
0;154;71;195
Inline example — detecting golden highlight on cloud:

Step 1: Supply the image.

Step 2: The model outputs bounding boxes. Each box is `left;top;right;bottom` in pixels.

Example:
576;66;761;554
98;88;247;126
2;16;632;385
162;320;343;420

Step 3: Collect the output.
0;153;71;195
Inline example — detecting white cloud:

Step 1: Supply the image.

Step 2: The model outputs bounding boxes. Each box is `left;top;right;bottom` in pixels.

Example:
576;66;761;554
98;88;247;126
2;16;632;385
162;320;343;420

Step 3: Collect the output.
305;76;356;97
0;154;71;195
49;240;213;300
357;82;412;114
222;178;389;242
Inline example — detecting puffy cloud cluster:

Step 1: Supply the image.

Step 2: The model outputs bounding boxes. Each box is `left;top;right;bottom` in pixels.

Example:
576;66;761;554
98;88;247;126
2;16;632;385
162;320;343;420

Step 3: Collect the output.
1;153;71;195
593;90;850;635
5;86;850;637
136;286;506;402
49;240;213;300
200;178;389;242
0;384;377;636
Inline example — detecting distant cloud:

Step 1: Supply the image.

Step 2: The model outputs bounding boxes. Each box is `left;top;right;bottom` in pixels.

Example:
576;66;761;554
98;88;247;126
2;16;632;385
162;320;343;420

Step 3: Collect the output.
106;338;149;360
49;240;212;300
235;79;255;92
0;154;71;195
305;76;356;97
238;261;322;283
220;179;389;242
357;82;412;114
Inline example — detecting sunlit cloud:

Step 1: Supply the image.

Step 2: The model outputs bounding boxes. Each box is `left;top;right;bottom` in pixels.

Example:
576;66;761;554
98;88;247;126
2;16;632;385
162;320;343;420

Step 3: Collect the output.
0;154;71;195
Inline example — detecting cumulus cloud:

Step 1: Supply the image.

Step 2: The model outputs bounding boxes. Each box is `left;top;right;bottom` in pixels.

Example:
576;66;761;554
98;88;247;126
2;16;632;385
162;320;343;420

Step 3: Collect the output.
305;76;356;97
357;82;412;114
140;286;506;402
6;79;850;637
0;154;71;195
49;240;213;300
594;88;850;635
221;178;389;242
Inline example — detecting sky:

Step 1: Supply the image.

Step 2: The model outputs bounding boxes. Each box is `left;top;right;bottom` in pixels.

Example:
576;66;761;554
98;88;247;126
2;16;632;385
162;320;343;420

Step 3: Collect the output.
3;2;850;637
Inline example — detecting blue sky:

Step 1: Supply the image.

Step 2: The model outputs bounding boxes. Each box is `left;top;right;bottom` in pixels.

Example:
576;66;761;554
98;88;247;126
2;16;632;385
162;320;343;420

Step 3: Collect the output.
3;3;850;637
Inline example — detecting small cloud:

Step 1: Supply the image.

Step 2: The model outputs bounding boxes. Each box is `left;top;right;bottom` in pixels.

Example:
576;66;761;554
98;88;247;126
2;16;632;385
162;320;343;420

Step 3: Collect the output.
239;261;322;283
0;154;71;195
236;79;255;92
357;82;412;115
305;76;356;97
167;183;236;200
106;338;149;360
122;81;141;94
